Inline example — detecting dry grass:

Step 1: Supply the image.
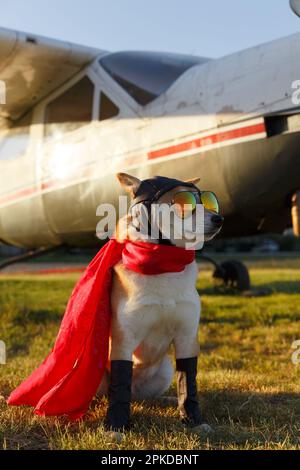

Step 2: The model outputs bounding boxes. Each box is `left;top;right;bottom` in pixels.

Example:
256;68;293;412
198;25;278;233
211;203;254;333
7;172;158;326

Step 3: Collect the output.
1;257;300;450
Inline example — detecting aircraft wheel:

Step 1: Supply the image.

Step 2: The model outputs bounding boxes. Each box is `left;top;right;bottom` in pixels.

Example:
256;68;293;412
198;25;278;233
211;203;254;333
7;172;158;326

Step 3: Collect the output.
213;260;250;292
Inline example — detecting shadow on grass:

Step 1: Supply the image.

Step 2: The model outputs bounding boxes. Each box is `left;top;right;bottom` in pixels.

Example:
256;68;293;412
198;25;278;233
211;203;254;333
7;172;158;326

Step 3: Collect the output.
2;389;300;449
98;389;300;447
203;390;296;431
135;389;300;447
0;419;51;450
197;285;271;297
256;280;300;294
198;280;300;296
200;312;300;325
200;389;300;419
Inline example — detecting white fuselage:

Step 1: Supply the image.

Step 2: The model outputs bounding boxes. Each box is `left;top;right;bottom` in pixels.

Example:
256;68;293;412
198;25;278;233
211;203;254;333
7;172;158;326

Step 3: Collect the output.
1;33;300;246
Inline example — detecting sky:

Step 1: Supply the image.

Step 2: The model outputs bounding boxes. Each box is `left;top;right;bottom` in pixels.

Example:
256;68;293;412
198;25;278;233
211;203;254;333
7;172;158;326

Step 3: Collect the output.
1;0;300;58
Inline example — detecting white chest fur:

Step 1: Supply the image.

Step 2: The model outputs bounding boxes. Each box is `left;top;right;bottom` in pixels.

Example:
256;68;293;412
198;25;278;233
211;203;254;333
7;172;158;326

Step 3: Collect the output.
110;261;201;365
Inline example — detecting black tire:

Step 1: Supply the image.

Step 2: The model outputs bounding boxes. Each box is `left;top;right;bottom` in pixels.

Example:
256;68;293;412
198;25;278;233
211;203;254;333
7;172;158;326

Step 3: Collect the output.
213;259;250;291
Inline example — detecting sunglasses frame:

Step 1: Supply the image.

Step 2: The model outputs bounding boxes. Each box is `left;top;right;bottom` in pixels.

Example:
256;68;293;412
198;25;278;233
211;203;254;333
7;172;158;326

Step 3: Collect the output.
171;189;219;218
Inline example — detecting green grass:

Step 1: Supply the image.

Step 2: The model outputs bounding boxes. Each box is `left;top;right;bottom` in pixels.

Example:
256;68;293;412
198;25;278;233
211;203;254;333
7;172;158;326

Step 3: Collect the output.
0;260;300;450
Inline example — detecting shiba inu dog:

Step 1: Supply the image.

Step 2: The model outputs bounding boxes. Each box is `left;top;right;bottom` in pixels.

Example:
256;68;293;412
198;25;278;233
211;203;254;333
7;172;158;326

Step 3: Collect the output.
98;173;223;433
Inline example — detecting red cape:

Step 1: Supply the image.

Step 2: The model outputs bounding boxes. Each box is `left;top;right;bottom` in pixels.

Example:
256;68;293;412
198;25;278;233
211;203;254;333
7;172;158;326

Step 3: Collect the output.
7;239;195;419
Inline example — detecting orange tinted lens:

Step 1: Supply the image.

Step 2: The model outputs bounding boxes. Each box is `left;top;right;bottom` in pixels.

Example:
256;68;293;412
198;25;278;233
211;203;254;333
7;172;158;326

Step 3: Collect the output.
201;191;219;213
173;191;197;218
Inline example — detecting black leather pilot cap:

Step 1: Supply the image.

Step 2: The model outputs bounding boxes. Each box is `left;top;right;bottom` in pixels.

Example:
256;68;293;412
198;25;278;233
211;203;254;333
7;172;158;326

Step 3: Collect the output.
132;176;198;206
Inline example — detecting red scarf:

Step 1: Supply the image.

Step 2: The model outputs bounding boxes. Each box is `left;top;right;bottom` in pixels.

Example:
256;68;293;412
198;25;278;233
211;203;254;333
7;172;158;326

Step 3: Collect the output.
7;239;194;420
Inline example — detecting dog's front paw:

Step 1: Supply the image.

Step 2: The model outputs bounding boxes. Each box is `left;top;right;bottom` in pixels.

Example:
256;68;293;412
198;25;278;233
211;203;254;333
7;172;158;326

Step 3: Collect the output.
179;403;202;427
104;414;131;433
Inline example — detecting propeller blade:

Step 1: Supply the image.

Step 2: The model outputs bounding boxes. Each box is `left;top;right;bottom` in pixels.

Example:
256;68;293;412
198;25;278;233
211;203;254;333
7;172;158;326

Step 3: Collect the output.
290;0;300;17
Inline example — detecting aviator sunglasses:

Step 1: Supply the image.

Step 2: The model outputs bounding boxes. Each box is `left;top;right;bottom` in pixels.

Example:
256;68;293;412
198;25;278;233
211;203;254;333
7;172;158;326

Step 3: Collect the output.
171;190;220;219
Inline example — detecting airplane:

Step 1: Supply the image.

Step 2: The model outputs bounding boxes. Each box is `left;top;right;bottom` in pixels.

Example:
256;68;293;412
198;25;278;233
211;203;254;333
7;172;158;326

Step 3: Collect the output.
1;1;300;291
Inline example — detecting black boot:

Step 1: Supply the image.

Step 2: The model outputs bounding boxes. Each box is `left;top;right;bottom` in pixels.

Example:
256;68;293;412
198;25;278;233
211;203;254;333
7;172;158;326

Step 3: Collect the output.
176;357;202;426
105;360;133;431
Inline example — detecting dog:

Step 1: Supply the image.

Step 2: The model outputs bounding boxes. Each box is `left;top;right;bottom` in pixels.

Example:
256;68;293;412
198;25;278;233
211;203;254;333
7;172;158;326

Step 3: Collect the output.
97;173;223;433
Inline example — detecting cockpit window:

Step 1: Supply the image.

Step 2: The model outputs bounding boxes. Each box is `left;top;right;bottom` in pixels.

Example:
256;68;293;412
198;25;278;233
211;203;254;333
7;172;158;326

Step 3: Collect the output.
99;51;210;105
99;92;119;121
45;76;94;139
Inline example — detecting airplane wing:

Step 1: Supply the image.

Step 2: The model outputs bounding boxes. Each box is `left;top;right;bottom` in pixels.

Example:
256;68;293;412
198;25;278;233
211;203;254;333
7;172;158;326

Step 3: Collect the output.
0;26;104;128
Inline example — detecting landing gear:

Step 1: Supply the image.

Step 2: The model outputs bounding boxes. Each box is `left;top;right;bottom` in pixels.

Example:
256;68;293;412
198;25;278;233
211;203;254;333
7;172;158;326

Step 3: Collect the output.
292;191;300;237
213;259;250;291
199;254;251;292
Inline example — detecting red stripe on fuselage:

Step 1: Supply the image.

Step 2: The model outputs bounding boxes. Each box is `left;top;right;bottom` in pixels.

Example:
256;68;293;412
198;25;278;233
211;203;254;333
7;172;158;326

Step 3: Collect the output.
0;187;37;204
147;122;266;160
0;122;266;206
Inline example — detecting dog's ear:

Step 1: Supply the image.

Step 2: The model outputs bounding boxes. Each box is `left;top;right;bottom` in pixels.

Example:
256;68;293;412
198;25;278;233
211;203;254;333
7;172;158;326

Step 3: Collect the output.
116;173;141;195
185;177;201;185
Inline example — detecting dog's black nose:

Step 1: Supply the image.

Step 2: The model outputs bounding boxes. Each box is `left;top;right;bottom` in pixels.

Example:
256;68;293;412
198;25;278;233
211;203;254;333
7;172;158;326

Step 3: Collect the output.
212;214;224;226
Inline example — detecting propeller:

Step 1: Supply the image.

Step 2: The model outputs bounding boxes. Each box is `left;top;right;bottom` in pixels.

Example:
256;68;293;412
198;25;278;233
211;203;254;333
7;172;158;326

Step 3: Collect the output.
290;0;300;17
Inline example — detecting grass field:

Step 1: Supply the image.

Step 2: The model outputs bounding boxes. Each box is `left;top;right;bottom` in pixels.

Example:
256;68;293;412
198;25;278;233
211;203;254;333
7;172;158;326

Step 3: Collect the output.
0;256;300;450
